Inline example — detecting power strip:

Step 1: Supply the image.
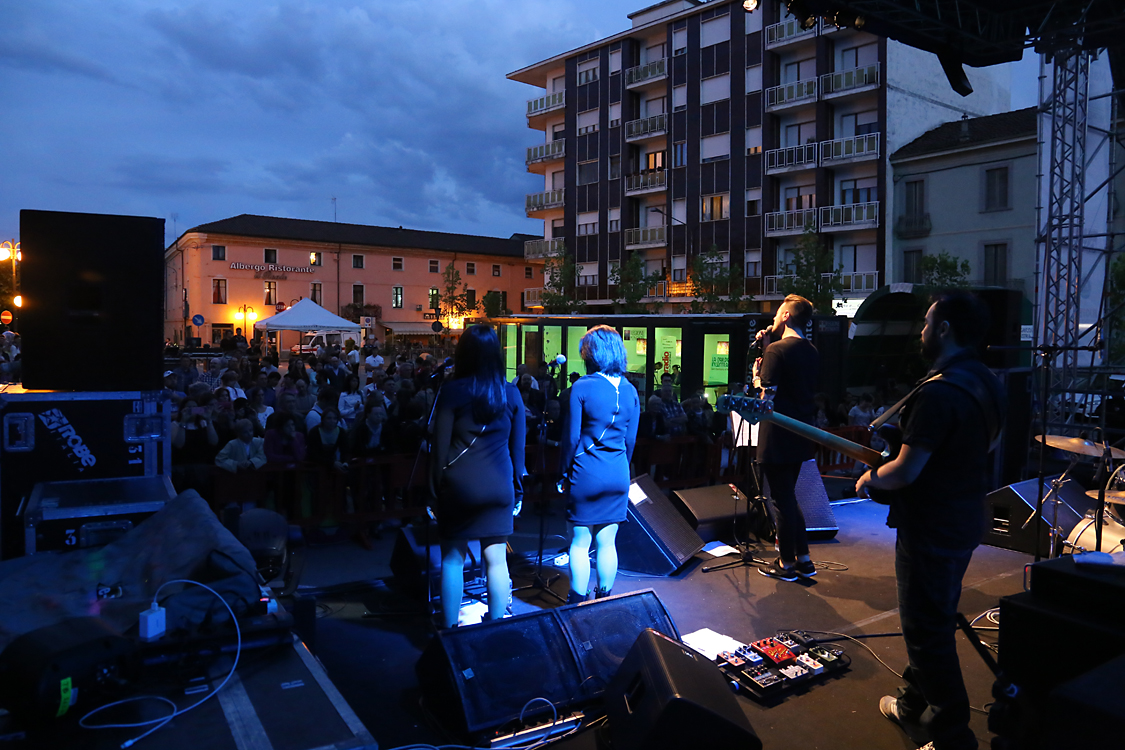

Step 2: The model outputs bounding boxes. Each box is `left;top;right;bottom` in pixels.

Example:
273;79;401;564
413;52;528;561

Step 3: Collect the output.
489;712;584;748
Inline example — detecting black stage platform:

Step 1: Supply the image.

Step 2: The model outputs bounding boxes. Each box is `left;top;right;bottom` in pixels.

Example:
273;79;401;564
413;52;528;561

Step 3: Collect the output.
301;499;1029;749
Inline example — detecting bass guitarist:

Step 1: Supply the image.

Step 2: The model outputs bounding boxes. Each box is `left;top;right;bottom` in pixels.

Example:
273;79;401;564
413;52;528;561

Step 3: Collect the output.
856;291;1006;750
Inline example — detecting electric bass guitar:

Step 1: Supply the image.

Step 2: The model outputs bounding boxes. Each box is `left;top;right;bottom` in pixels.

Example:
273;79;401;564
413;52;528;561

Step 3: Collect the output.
729;395;900;503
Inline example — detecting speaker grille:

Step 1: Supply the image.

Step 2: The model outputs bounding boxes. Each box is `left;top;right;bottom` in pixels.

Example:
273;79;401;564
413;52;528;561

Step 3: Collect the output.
623;475;705;573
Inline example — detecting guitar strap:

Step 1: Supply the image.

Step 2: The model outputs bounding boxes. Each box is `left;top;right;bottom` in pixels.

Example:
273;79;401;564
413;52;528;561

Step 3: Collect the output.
870;358;1005;450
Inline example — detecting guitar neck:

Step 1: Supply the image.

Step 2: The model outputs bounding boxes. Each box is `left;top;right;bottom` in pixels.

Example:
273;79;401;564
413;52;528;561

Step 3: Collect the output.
763;411;886;468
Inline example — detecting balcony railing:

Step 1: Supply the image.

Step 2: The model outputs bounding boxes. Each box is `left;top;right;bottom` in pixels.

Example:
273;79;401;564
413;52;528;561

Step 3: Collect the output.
765;143;818;173
625;58;667;88
820;63;880;97
820;133;880;164
819;201;880;230
526;139;565;165
625;112;668;141
895;214;932;239
525;189;565;215
524;287;545;306
624;226;667;248
524;237;564;261
840;271;881;293
625;169;668;195
527;91;565;118
765;18;818;48
765;208;818;235
765;79;817;110
646;280;667;298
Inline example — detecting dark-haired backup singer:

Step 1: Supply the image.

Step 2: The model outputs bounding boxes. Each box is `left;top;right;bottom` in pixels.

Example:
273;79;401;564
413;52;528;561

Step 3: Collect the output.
752;294;820;582
430;324;527;628
560;326;640;604
856;291;1005;750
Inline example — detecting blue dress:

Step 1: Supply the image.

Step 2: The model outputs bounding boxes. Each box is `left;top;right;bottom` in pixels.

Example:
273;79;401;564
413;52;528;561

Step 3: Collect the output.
430;378;526;540
561;373;640;525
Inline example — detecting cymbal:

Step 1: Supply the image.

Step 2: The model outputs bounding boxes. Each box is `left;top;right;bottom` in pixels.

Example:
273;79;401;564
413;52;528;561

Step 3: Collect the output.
1086;489;1125;505
1034;434;1125;460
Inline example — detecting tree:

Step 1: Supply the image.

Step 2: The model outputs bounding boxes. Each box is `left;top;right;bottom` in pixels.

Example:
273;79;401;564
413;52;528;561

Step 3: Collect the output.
918;251;971;289
540;245;586;314
688;244;750;313
610;252;663;314
778;226;843;314
439;261;476;323
481;290;510;319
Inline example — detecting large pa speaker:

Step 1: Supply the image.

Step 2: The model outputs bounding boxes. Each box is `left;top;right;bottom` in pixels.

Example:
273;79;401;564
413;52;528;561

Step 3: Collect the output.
983;476;1091;555
671;483;748;542
390;525;481;599
762;458;839;540
605;628;761;750
617;474;704;575
19;210;164;391
416;589;678;739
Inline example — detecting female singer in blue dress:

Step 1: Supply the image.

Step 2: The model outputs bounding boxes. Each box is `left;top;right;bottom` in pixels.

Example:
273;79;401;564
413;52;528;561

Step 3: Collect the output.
430;325;526;627
560;325;640;603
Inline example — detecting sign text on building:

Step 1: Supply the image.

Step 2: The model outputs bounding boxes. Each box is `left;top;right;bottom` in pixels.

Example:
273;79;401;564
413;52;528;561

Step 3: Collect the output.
229;262;314;274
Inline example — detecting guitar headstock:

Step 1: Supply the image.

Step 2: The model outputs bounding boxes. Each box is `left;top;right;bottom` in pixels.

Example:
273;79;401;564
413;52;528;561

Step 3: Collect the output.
729;395;773;424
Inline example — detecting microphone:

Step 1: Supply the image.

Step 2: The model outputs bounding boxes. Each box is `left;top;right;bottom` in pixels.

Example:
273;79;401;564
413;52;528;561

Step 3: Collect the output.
754;325;774;345
548;354;566;371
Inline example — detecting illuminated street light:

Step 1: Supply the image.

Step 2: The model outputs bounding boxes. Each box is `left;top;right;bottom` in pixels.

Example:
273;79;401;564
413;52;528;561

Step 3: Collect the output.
234;304;257;321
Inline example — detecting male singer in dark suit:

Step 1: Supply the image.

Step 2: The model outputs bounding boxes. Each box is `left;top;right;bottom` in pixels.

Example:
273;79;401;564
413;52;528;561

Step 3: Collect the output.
752;294;819;581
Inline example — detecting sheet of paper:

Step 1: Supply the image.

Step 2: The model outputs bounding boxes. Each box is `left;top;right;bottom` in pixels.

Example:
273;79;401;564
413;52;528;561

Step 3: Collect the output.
681;628;747;661
701;542;739;557
628;483;648;505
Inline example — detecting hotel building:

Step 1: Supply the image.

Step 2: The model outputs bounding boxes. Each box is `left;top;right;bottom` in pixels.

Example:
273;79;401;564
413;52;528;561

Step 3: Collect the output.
509;0;1009;314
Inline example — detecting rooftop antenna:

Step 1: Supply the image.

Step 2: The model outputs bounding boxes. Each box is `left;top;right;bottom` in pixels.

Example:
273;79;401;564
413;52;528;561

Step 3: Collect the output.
171;212;179;238
331;197;337;222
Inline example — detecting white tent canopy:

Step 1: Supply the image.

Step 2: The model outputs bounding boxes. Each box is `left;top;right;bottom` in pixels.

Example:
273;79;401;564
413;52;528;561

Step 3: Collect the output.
252;298;361;333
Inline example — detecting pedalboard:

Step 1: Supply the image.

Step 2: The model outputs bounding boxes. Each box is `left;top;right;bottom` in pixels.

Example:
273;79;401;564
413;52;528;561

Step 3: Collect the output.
716;631;848;700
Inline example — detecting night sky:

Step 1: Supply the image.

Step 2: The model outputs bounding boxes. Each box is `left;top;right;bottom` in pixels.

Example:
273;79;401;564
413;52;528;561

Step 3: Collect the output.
0;1;1038;246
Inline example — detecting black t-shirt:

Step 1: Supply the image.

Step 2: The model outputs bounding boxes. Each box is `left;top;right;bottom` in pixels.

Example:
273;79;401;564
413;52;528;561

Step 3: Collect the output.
889;375;992;550
757;336;819;463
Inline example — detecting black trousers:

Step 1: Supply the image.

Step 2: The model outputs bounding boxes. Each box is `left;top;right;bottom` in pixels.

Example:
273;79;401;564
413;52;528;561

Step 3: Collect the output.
895;532;977;750
762;462;808;562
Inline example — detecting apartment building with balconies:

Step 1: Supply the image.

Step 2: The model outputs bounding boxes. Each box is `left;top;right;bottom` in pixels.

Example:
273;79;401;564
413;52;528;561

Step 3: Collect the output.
509;0;1009;313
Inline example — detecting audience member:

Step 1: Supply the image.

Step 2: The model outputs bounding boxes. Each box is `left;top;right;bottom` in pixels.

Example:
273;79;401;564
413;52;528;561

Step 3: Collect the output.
658;380;688;436
264;413;307;465
215;418;267;473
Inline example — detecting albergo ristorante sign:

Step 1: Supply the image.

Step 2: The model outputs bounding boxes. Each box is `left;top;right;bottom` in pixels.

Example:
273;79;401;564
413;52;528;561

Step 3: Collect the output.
229;262;314;280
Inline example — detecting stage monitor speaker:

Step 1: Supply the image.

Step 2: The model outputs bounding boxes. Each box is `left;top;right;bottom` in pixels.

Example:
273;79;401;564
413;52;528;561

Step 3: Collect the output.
390;526;481;599
605;628;761;750
617;475;704;574
671;483;748;542
983;476;1091;555
416;589;678;739
19;210;165;392
762;459;839;540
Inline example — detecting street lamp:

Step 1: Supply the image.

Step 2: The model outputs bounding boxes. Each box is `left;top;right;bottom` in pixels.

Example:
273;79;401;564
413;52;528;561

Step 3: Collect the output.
234;304;257;322
0;241;20;327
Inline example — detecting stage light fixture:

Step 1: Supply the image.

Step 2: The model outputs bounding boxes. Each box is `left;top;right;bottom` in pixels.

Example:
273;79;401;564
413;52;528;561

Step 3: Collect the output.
742;0;758;11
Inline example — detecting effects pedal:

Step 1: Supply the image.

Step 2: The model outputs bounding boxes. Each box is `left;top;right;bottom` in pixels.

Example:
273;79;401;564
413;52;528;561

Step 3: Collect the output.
778;664;809;680
795;653;824;674
750;637;796;666
735;645;763;664
775;632;803;654
742;664;784;691
718;651;745;668
786;630;816;647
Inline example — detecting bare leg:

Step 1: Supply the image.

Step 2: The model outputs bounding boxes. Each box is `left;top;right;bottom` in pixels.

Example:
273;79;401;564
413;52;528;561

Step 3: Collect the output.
440;540;468;628
594;523;619;593
481;540;510;621
569;524;593;595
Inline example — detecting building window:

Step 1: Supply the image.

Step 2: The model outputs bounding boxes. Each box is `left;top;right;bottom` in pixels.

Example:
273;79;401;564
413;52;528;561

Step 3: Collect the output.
551;218;565;238
264;248;277;264
984;243;1008;285
984;167;1009;211
212;279;227;304
746;199;761;217
645;151;666;172
492;264;501;277
212;245;226;261
465;289;477;308
577;221;598;236
264;281;277;305
466;262;476;275
673;141;687;167
744;249;761;278
392;257;405;271
903;249;923;283
840;177;877;204
609;154;621;180
429;287;440;309
310;252;322;266
354;285;367;306
353;254;365;269
429;259;439;273
212;324;233;345
701;193;730;222
577;160;598;185
905;180;925;218
311;282;322;305
785;185;817;210
525;266;533;279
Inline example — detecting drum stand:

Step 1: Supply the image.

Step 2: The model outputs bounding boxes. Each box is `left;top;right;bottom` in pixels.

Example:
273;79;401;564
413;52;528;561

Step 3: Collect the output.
1021;454;1082;558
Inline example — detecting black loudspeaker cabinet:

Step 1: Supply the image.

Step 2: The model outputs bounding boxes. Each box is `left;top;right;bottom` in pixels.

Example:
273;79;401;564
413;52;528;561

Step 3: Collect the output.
389;525;481;599
19;210;165;391
416;589;678;739
605;628;761;750
671;483;747;542
762;459;839;540
982;476;1092;555
617;474;704;574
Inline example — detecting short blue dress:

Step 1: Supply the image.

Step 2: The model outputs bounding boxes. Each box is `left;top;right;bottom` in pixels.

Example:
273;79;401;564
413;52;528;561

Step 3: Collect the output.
560;373;640;525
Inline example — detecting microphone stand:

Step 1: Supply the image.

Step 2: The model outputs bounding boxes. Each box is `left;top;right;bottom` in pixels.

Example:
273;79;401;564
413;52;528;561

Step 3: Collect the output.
512;415;567;604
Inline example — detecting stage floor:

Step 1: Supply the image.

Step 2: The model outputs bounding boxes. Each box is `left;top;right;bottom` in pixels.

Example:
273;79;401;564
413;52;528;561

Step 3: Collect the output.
300;499;1031;749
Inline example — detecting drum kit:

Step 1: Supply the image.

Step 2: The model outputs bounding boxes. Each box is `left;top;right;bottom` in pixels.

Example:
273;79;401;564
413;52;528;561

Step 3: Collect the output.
1033;435;1125;555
